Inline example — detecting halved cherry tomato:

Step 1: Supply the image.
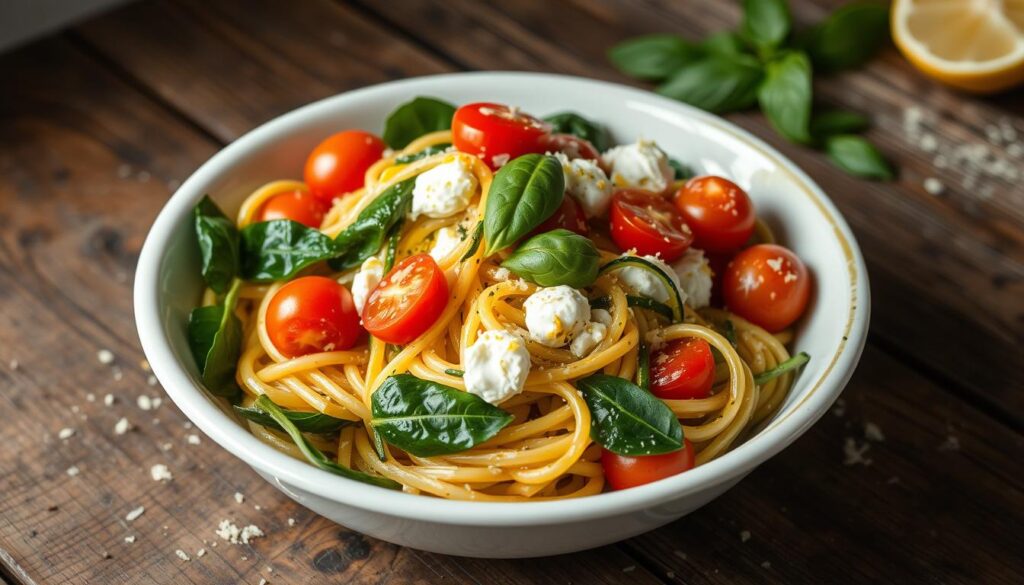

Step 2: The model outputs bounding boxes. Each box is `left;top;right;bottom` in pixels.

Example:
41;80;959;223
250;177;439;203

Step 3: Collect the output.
257;190;329;228
540;133;600;161
609;189;693;262
451;102;549;169
265;276;362;358
601;440;695;491
304;130;386;203
362;254;448;345
531;194;588;236
723;244;810;332
673;176;756;252
650;338;716;400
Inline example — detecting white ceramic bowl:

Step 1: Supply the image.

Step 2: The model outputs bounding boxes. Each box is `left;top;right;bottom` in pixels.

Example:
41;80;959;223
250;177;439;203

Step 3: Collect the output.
135;72;869;558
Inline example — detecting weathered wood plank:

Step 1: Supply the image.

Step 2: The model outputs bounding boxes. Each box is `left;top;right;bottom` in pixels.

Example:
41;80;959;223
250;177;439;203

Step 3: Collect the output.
0;38;665;585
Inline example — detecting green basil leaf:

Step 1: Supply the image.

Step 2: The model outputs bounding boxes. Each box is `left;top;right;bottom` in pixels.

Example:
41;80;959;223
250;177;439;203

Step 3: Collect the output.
657;54;764;114
699;31;748;56
194;196;239;294
370;374;513;457
329;178;416;271
383;96;456;149
810;110;870;139
501;229;600;288
239;219;338;281
668;158;695;180
254;396;401;489
483;154;564;255
755;351;809;385
543;112;613;152
187;279;243;398
741;0;791;52
394;143;451;164
825;134;893;180
459;223;484;262
577;374;683;455
758;51;813;144
801;2;889;72
608;34;701;81
234;403;352;434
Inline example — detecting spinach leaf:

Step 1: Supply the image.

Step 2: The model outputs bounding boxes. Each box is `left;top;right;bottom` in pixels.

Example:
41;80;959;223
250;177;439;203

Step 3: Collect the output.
543;112;613;152
758;51;812;144
801;2;889;73
329;178;416;271
234;403;352;434
370;374;513;457
501;229;600;288
810;110;870;139
741;0;791;53
187;279;243;398
383;97;456;149
253;396;401;489
755;351;810;384
483;154;564;255
395;143;451;164
825;135;893;180
608;34;701;81
657;53;764;114
239;219;338;281
577;374;684;455
194;196;239;294
383;219;403;272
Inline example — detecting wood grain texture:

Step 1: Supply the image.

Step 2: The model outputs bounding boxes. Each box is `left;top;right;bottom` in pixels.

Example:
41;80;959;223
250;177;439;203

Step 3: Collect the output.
0;0;1021;583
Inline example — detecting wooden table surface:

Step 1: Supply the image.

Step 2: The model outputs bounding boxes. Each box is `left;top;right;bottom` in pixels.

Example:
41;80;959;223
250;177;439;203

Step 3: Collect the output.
1;0;1022;583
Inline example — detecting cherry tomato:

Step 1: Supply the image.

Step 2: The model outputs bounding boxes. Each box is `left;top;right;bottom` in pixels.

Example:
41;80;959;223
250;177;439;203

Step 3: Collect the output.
650;338;716;400
723;244;811;332
531;194;589;236
257;190;329;228
451;102;549;168
265;276;362;358
362;254;448;345
601;440;695;491
304;130;386;203
673;176;756;252
540;133;600;160
609;189;693;262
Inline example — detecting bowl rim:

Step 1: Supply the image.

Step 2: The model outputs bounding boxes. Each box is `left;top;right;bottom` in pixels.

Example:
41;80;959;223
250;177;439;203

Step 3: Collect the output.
134;71;870;527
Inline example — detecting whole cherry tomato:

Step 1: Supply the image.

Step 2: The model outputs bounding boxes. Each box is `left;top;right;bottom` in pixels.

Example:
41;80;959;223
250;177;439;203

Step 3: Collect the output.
304;130;386;203
601;440;695;491
673;176;756;252
257;190;328;228
265;276;362;358
451;102;549;168
723;244;811;332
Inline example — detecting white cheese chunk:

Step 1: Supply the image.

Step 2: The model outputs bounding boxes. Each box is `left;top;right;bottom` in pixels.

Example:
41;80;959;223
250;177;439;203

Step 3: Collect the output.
601;139;674;193
410;155;477;220
613;254;684;304
570;309;613;358
552;152;613;218
429;226;462;262
523;286;590;347
464;330;531;405
671;248;714;309
350;256;384;314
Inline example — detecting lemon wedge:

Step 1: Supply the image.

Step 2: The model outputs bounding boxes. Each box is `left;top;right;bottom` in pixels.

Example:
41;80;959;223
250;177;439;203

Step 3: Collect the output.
892;0;1024;93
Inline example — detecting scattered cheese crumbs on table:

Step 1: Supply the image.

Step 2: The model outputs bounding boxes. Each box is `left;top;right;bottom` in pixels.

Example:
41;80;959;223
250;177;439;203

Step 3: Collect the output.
667;572;675;579
175;549;190;561
864;422;885;442
939;435;960;451
162;443;173;451
258;579;267;585
9;359;19;370
762;561;772;569
254;505;261;511
187;434;201;445
97;349;115;364
832;398;846;417
196;548;206;558
58;428;75;440
150;464;173;482
234;492;245;504
138;396;153;410
740;530;751;543
114;417;131;435
124;535;136;544
67;466;80;477
622;565;635;573
125;506;145;522
104;394;115;406
86;393;96;402
287;518;296;527
674;550;687;560
147;375;158;386
923;177;944;195
216;520;264;544
112;366;123;381
843;437;873;466
140;359;150;372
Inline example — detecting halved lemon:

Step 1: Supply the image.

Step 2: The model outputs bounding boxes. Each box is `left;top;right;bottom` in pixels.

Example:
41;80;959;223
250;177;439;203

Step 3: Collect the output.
892;0;1024;93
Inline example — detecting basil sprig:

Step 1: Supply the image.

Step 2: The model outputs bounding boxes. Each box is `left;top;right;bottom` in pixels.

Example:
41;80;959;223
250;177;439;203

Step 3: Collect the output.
194;196;239;294
187;279;243;398
755;351;810;385
577;374;684;455
383;97;456;149
501;229;599;288
370;374;513;457
240;219;339;281
329;178;415;271
234;403;352;434
253;396;400;489
483;154;564;255
543;112;612;152
609;0;893;180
